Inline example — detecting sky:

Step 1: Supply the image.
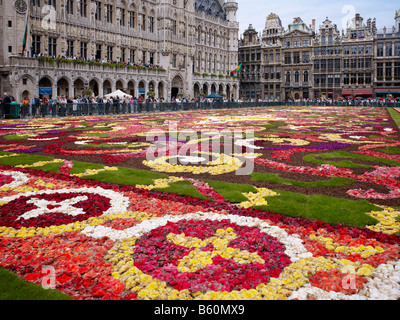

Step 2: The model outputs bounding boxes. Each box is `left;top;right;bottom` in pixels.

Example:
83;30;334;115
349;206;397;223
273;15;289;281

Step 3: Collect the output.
236;0;400;36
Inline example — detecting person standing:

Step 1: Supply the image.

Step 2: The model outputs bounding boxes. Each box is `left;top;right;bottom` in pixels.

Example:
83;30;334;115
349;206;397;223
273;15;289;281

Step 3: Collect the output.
1;93;11;118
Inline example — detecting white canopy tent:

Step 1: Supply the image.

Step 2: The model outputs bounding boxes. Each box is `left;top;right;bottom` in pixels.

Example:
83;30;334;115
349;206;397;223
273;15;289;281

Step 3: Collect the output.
104;90;132;100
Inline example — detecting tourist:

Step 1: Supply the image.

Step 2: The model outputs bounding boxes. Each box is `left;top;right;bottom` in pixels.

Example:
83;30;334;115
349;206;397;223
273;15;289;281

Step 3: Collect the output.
21;97;30;118
1;93;11;118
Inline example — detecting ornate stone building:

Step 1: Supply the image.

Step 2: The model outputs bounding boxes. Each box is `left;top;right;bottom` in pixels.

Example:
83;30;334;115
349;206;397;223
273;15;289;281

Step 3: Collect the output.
261;13;284;101
281;17;313;100
374;10;400;97
340;14;375;98
312;17;342;99
238;24;262;99
239;9;400;100
0;0;240;101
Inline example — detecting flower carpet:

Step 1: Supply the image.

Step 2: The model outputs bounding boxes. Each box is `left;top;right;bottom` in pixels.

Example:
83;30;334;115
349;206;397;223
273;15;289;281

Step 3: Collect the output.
0;106;399;300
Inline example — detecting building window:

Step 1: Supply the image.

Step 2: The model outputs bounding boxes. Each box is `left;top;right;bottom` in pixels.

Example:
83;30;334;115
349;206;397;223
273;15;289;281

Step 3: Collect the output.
343;46;349;55
334;59;340;70
130;49;135;63
314;60;320;70
48;37;57;56
314;74;320;86
106;5;113;23
121;48;126;63
107;46;113;61
96;44;102;61
395;42;400;56
32;35;41;56
129;10;135;28
358;45;364;55
377;43;384;57
350;59;357;69
285;71;291;83
120;8;126;26
358;73;364;84
386;62;392;78
66;0;74;14
343;59;349;69
149;16;154;33
95;1;102;21
172;20;177;36
394;62;400;77
351;73;357;84
302;52;310;63
377;63;384;78
358;58;364;69
386;42;392;57
343;73;349;85
365;73;372;84
80;42;87;60
67;40;74;57
351;45;357;54
328;74;334;85
320;74;326;85
303;70;309;83
80;0;87;17
293;52;300;64
142;14;146;31
172;54;177;68
366;44;372;54
284;53;291;64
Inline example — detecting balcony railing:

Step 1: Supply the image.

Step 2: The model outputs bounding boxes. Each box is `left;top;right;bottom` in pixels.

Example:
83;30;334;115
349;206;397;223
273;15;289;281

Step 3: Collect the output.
8;56;167;77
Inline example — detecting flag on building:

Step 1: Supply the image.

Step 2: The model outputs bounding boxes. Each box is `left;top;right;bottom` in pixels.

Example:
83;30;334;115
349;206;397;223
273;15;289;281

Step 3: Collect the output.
231;63;242;74
22;15;29;56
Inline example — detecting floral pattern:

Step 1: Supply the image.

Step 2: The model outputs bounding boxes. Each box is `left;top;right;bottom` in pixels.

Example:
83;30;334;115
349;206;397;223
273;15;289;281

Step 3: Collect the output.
0;106;399;300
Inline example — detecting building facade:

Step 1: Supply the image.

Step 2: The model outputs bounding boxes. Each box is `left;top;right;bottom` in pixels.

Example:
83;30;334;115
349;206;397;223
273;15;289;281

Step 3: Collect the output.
340;14;375;98
374;10;400;97
261;13;284;101
313;17;342;99
281;17;313;100
239;10;400;100
0;0;240;101
238;24;262;100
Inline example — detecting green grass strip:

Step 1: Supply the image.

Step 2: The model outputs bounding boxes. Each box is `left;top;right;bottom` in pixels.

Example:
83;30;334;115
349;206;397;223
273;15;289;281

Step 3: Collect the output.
387;107;400;130
204;180;379;229
255;190;379;229
304;150;400;167
377;147;400;155
251;172;355;187
0;267;71;300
